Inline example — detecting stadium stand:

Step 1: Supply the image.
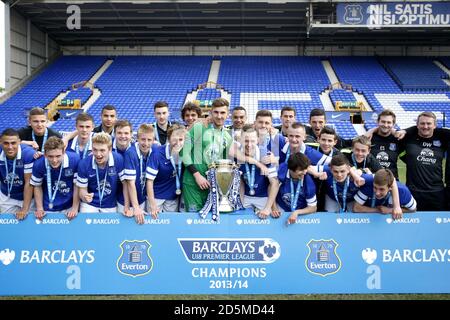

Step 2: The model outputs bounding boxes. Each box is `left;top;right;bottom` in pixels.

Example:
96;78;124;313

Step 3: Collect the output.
196;88;221;101
218;56;331;127
1;55;449;136
330;57;450;130
0;56;106;128
439;57;450;70
379;57;449;91
329;88;357;107
0;56;107;129
330;56;403;113
52;56;212;131
327;120;359;139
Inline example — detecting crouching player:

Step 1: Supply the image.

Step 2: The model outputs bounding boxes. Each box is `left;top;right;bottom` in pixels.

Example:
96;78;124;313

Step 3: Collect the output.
30;137;80;219
353;168;415;219
76;133;125;213
275;153;317;224
239;125;278;219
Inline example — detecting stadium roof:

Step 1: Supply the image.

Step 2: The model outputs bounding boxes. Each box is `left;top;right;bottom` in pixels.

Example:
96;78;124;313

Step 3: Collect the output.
3;0;450;46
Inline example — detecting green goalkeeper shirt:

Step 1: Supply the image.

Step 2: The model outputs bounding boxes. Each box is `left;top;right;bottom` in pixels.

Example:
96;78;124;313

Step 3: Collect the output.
182;122;233;185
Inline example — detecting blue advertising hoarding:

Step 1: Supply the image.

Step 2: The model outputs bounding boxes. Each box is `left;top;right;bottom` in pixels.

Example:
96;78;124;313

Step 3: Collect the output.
0;212;449;295
337;2;450;26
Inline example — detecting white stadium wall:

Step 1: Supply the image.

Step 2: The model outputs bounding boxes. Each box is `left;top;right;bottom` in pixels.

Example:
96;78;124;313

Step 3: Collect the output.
0;2;5;90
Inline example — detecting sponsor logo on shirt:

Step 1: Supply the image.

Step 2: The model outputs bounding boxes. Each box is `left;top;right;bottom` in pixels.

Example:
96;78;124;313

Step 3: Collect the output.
376;151;391;168
417;148;436;164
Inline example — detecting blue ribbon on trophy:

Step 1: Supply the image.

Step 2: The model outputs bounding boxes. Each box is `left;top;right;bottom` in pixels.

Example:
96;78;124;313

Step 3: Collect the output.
199;160;243;222
199;168;218;220
210;168;219;221
228;167;244;211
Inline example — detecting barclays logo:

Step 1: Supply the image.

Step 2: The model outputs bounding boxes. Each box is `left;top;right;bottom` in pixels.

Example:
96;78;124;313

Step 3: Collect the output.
362;248;377;264
295;218;320;225
178;238;281;264
436;217;450;224
305;239;342;277
186;218;219;225
86;218;120;225
0;218;19;225
144;218;170;225
236;218;270;225
117;240;153;277
36;218;70;225
0;249;15;266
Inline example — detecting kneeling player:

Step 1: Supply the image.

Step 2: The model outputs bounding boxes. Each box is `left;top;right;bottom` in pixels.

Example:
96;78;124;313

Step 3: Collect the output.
353;169;415;219
31;137;80;219
276;153;317;224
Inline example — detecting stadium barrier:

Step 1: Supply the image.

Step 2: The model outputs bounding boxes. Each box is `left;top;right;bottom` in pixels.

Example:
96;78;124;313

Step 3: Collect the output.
0;211;449;295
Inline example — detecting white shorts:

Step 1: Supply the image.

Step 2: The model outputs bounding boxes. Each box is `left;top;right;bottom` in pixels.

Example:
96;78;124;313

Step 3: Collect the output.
80;202;117;213
117;202;145;214
155;198;179;212
325;195;354;213
0;191;23;214
243;195;268;211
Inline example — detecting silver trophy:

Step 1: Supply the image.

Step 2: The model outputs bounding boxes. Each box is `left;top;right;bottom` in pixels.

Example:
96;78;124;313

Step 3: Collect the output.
212;159;235;213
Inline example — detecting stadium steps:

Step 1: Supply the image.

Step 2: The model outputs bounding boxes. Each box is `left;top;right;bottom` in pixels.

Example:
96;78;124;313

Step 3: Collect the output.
186;57;229;105
46;58;113;111
208;60;221;84
47;59;113;129
353;124;366;135
89;59;114;84
82;88;102;112
353;92;373;111
322;60;340;86
433;60;450;87
46;90;70;109
320;90;335;111
78;59;114;112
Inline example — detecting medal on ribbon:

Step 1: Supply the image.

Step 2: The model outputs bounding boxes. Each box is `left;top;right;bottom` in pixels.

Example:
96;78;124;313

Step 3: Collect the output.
45;158;63;210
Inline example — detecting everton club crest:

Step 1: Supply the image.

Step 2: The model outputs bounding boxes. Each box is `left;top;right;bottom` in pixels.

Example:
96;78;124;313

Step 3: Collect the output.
117;240;153;277
343;4;363;25
305;239;342;277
